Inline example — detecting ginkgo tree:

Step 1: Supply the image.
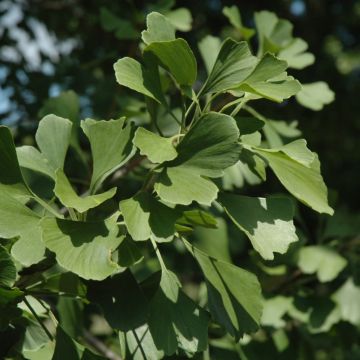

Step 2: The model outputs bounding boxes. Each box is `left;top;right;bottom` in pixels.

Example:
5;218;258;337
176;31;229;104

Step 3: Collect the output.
0;6;343;360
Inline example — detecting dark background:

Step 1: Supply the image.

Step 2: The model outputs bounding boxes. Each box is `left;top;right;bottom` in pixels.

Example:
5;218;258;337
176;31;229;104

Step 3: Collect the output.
0;0;359;210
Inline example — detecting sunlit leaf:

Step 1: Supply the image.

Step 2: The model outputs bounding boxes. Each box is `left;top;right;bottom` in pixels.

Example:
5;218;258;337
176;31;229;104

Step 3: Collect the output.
81;117;135;192
141;12;175;44
296;82;335;111
41;216;124;280
133;127;177;163
220;194;298;260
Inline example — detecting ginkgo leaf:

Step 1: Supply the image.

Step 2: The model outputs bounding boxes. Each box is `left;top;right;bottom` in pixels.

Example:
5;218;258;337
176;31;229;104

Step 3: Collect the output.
114;57;164;103
184;240;262;339
332;279;360;326
81;118;135;193
278;38;315;69
0;126;31;199
223;5;255;40
41;216;124;280
0;191;40;239
164;8;192;32
141;12;176;44
154;112;241;205
54;169;116;213
35;114;72;172
133;127;177;163
237;53;301;102
198;35;221;75
219;194;298;260
148;268;209;355
202;38;257;94
252;140;333;215
17;146;54;179
298;246;347;282
144;38;197;87
0;246;17;288
120;192;179;242
11;227;45;267
296;82;335;111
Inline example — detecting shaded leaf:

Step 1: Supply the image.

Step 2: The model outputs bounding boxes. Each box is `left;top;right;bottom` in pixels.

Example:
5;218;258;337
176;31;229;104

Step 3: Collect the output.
148;268;209;355
114;57;164;103
185;241;262;339
0;245;16;288
202;38;257;94
88;270;148;331
120;192;179;242
145;38;197;87
0;126;31;198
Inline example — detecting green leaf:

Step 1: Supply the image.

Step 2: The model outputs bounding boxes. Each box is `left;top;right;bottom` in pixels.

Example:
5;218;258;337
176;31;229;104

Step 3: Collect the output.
126;324;164;360
11;227;45;267
21;317;50;352
120;192;179;242
155;166;219;206
57;297;84;338
185;241;262;339
41;216;124;280
17;146;54;179
0;245;16;288
145;38;197;87
164;8;192;32
253;140;333;214
278;38;315;69
141;12;176;44
117;237;143;267
194;217;231;262
223;6;255;40
81;118;135;192
261;296;293;328
296;82;335;111
332;279;360;326
220;194;298;260
298;246;347;282
133;127;177;163
0;191;40;239
198;35;221;75
237;53;301;102
154;112;241;205
202;38;257;94
0;126;31;198
148;268;209;355
36;114;72;172
54;169;116;213
114;57;164;103
177;209;218;229
254;10;292;55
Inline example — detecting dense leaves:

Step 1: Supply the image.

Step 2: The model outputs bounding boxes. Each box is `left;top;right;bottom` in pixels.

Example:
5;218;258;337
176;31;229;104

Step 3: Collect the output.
0;6;345;360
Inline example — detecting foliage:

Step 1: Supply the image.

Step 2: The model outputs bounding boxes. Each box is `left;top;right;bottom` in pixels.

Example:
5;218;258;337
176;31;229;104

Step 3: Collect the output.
0;4;358;360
